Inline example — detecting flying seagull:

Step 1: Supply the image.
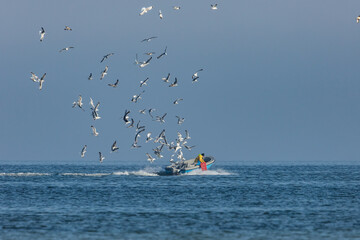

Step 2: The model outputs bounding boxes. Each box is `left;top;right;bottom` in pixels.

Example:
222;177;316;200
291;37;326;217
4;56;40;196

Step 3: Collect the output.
357;16;360;23
169;77;178;87
157;46;167;59
141;36;157;42
146;153;156;163
100;66;108;80
64;26;72;31
148;108;155;118
88;73;93;80
131;90;145;103
30;72;39;82
123;109;131;124
99;152;105;163
139;109;146;115
91;125;99;136
185;130;191;140
139;6;153;16
81;145;87;158
211;4;218;10
140;77;149;87
159;10;163;19
162;73;170;82
108;79;119;88
39;27;45;42
100;53;114;63
39;73;46;90
59;46;74;53
139;57;152;68
146;132;153;143
176;116;185;125
173;98;183;105
127;118;134;128
156;113;167;123
144;52;155;56
173;6;181;10
72;95;84;110
111;141;119;152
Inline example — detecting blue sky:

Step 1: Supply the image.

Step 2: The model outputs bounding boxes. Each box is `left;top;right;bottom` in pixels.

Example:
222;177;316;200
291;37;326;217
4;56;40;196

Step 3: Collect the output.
1;1;360;164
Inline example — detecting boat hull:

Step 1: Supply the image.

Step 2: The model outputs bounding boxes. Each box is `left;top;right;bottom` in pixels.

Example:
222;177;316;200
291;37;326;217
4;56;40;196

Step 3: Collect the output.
164;156;215;175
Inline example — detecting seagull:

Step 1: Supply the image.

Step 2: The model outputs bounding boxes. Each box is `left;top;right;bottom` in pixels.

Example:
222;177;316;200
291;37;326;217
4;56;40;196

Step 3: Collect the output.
92;111;101;120
139;109;146;115
173;6;181;10
159;10;163;19
127;118;134;128
30;72;39;82
140;77;149;87
192;69;203;82
133;129;145;147
139;6;153;16
108;79;119;88
39;27;45;42
72;95;84;110
111;141;119;152
89;98;100;112
153;145;164;158
157;46;167;59
99;152;105;163
357;16;360;23
156;113;167;123
59;46;74;53
173;98;183;105
154;129;165;143
100;66;108;80
211;4;218;10
185;130;191;140
169;77;178;87
177;132;184;142
184;144;196;151
131;91;145;103
144;52;155;56
100;53;114;63
64;26;72;31
91;125;99;136
141;36;157;42
39;73;46;90
88;73;93;80
136;120;145;132
81;145;87;158
146;132;153;143
148;108;155;118
123;109;131;124
146;153;156;163
162;73;170;82
139;57;152;68
176;116;185;125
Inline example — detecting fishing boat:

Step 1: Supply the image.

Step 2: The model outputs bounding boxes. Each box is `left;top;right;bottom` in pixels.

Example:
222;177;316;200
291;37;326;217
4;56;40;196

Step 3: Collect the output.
164;156;215;175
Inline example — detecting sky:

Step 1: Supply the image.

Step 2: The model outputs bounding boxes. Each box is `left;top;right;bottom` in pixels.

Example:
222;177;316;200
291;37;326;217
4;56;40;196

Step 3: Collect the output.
0;0;360;165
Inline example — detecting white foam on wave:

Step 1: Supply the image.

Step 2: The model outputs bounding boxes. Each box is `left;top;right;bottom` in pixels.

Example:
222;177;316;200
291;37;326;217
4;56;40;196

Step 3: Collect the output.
0;172;51;177
61;173;111;177
112;167;160;177
182;168;234;176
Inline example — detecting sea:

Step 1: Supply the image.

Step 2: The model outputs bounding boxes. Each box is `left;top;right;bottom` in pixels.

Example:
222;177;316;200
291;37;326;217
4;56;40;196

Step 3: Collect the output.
0;164;359;240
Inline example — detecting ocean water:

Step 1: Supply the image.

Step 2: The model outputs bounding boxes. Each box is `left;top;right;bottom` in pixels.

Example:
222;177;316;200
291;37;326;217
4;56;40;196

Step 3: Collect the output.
0;164;359;240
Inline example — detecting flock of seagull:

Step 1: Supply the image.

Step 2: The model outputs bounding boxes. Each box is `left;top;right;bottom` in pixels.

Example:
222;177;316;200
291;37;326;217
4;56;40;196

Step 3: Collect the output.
30;4;218;163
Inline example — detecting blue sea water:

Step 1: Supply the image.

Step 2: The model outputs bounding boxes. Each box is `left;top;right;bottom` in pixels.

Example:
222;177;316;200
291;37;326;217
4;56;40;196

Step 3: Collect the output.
0;164;359;240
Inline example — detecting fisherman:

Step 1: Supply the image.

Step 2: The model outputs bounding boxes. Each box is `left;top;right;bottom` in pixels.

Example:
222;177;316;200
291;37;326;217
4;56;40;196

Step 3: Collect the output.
194;153;205;165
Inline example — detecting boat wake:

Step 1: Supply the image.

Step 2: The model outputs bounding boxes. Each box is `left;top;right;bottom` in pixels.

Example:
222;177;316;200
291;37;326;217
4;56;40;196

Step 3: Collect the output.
182;168;233;176
0;172;51;177
62;173;111;177
112;167;161;177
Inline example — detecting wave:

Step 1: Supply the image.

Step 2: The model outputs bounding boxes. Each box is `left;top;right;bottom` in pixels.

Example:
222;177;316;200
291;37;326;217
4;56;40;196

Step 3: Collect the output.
182;168;234;176
61;173;111;177
0;172;51;177
112;167;160;177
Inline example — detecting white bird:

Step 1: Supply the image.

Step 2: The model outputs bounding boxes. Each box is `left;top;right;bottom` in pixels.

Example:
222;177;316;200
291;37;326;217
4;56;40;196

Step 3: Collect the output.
64;26;72;31
59;46;74;53
81;145;87;158
100;66;108;80
159;10;163;19
139;57;152;68
108;79;119;88
148;108;156;118
157;46;167;59
192;69;203;82
140;78;149;87
100;53;114;63
162;73;170;82
139;6;153;16
30;72;39;82
88;73;93;80
146;132;153;143
111;141;119;152
184;144;196;151
72;95;84;110
141;36;157;42
146;153;156;163
136;120;145;132
131;91;145;103
173;98;183;105
185;130;191;140
211;4;218;10
169;77;178;87
91;125;99;136
127;118;134;128
123;109;131;124
99;152;105;163
357;16;360;23
173;6;181;10
156;113;167;123
139;109;146;115
177;132;184;142
176;116;185;125
39;73;46;90
39;27;45;42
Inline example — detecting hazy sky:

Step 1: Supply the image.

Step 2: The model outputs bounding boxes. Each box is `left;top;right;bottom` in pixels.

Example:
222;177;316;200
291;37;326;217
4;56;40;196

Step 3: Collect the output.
1;1;360;165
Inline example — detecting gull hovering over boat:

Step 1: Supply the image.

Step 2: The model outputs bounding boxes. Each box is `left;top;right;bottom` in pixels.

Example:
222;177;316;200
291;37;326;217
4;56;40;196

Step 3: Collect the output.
173;98;183;105
156;113;167;123
88;73;93;80
162;73;170;82
141;36;157;42
111;141;119;152
154;129;165;143
91;125;99;136
139;109;146;115
140;77;149;87
177;132;184;142
39;27;45;42
123;109;131;124
146;153;156;163
131;90;145;103
139;6;153;16
146;132;153;143
64;26;72;31
153;144;164;158
159;10;163;19
185;130;191;140
108;79;119;88
157;46;167;59
144;52;155;56
132;129;145;148
39;73;46;90
99;152;105;163
169;77;178;87
30;72;39;82
139;57;152;68
148;108;155;118
173;6;181;10
100;53;114;63
100;66;108;80
59;46;74;53
211;4;218;10
81;145;87;158
72;95;84;110
176;116;185;125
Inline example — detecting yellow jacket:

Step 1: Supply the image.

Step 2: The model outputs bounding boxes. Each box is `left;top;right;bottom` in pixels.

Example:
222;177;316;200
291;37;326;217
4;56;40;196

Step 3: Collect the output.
194;154;205;164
